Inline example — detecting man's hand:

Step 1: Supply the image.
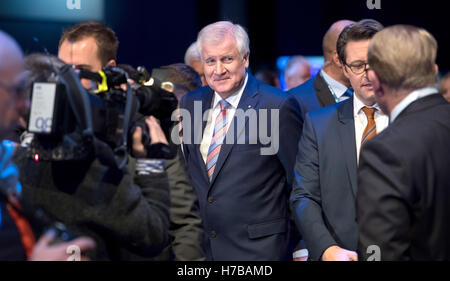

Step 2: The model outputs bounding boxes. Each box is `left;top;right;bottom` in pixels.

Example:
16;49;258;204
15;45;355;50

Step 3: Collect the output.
29;230;96;261
132;116;169;158
321;245;358;261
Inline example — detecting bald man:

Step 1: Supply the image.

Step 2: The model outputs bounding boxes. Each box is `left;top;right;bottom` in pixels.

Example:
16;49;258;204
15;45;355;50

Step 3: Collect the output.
0;31;26;139
288;20;355;126
0;30;95;260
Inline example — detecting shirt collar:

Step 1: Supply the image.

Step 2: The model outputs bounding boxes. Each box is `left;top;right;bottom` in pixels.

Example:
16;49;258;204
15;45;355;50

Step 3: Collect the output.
390;87;437;123
320;69;348;99
212;73;248;109
353;93;382;117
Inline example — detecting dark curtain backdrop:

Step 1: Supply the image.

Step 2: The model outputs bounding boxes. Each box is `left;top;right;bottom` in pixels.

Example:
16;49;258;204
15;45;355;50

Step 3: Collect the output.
0;0;448;73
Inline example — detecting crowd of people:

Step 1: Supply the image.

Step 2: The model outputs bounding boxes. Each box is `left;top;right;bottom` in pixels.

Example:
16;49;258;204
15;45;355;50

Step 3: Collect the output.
0;17;449;261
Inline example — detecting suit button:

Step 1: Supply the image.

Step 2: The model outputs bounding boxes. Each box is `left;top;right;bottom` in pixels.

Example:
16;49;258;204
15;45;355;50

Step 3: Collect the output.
210;231;217;238
208;197;214;203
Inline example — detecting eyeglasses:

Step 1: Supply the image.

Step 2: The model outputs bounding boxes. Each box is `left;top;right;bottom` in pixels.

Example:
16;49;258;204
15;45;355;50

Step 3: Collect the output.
345;61;370;75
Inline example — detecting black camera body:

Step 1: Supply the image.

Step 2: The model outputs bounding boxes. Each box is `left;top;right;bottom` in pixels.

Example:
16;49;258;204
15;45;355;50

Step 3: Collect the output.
26;64;177;168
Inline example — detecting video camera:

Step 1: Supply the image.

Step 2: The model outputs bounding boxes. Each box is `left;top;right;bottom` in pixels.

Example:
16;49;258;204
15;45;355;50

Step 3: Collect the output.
26;63;178;169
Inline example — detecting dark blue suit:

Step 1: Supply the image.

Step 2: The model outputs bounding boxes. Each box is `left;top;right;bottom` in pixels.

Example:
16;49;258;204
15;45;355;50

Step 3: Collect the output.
290;98;358;260
288;72;337;129
358;94;450;260
180;73;302;260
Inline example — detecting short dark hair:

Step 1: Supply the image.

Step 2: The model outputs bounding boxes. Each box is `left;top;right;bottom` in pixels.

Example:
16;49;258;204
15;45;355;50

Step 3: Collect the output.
158;63;202;93
336;19;384;65
255;69;279;88
59;21;119;66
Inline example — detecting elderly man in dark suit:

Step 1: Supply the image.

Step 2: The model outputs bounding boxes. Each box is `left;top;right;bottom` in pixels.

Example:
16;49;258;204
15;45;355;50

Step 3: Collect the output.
357;25;450;261
288;20;354;127
180;21;302;260
290;19;386;261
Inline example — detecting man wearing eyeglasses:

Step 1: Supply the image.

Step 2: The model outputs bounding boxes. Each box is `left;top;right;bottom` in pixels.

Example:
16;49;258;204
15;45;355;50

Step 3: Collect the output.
290;19;388;261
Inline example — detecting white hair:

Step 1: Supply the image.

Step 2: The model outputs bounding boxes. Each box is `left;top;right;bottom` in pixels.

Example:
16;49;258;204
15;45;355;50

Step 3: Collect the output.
184;41;201;65
196;21;250;60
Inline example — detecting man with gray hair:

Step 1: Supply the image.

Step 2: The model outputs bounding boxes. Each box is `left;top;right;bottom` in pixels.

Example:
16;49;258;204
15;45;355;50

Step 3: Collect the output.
357;25;450;260
184;42;206;86
179;21;302;260
284;55;311;90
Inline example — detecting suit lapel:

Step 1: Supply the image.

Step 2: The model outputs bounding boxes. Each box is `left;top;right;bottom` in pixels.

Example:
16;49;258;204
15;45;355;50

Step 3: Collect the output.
209;74;259;186
314;72;336;107
337;98;358;197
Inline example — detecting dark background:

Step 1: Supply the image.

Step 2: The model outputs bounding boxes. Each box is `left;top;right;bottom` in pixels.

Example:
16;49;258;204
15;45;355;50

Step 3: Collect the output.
0;0;448;74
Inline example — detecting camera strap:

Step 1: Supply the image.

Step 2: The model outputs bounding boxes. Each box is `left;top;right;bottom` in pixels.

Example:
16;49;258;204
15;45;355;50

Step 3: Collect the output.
112;84;134;170
58;64;94;137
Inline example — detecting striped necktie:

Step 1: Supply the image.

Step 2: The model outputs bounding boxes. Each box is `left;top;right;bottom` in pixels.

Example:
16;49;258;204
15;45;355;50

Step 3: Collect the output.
361;106;377;147
206;99;231;181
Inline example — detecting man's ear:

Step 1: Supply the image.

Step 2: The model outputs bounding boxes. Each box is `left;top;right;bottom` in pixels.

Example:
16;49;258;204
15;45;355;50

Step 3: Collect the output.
243;52;250;68
368;69;381;93
333;51;343;68
342;63;350;80
106;60;116;67
434;64;439;75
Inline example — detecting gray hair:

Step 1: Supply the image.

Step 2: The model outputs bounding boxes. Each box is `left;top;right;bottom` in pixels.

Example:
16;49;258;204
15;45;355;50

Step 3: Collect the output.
368;25;437;90
196;21;250;60
184;41;201;65
284;55;310;78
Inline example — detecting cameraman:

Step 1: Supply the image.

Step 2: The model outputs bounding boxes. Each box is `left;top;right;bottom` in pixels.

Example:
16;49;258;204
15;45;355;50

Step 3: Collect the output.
57;21;205;260
0;30;96;261
15;53;171;260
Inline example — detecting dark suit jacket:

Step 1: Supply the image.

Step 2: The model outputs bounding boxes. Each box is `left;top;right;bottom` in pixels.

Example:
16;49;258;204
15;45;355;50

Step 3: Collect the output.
288;72;337;129
180;73;302;260
122;149;204;261
357;94;450;261
290;97;359;260
16;150;171;260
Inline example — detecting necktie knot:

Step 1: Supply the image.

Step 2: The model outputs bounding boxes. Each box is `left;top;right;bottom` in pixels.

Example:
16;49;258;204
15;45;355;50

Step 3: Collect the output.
362;106;376;119
219;99;231;111
361;106;377;147
344;88;354;98
337;88;353;102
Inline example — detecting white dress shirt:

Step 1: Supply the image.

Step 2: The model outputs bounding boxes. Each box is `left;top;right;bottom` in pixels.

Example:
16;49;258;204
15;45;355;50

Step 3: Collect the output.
353;94;389;162
200;74;248;163
390;87;438;123
320;69;350;102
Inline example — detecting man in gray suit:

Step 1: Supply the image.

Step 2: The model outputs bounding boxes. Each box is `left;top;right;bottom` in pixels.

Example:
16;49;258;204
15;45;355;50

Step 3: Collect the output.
290;19;387;261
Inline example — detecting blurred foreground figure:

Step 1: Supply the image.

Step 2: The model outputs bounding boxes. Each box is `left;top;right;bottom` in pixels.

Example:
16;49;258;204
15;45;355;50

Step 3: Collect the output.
0;30;96;261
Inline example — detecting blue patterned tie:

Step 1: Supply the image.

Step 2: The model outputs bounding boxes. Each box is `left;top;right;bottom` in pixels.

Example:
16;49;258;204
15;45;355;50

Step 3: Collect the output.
206;100;231;181
339;88;354;102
